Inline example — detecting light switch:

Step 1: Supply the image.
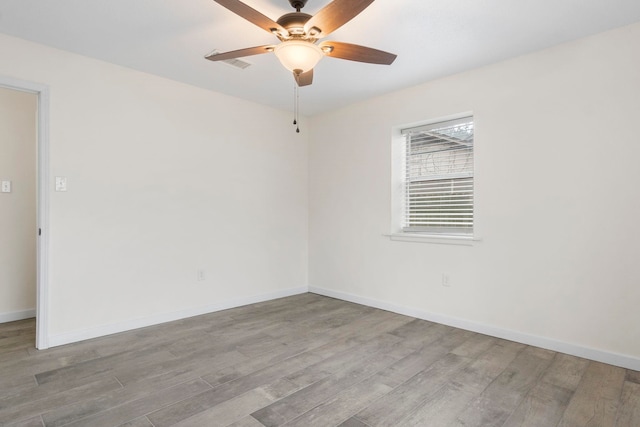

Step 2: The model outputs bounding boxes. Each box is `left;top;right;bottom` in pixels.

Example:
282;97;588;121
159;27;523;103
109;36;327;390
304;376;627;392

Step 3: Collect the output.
55;176;67;192
1;180;11;193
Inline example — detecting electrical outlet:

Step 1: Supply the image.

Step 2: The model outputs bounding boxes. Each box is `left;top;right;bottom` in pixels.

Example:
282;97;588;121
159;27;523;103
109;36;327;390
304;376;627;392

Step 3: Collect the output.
197;269;205;281
442;273;451;287
55;176;67;192
1;180;11;193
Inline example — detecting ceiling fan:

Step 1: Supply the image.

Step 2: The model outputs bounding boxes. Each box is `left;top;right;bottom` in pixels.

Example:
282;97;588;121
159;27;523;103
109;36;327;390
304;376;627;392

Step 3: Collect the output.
205;0;397;87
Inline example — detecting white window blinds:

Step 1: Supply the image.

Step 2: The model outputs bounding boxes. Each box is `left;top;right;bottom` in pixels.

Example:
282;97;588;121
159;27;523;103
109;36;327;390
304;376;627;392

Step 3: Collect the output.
401;116;474;234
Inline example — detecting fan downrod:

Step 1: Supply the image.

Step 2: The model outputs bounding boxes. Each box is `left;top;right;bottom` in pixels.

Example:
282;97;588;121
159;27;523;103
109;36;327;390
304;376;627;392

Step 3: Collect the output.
288;0;308;12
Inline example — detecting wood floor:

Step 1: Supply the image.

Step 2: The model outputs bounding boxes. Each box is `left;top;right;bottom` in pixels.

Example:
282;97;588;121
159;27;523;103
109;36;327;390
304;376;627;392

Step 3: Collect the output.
1;294;639;427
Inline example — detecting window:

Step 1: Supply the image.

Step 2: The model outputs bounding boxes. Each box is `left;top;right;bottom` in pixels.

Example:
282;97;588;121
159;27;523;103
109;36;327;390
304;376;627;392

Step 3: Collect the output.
401;116;474;236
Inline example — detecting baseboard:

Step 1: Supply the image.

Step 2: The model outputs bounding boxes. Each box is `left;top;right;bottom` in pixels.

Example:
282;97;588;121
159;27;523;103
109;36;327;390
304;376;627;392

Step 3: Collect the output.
309;285;640;371
0;309;36;323
48;286;308;348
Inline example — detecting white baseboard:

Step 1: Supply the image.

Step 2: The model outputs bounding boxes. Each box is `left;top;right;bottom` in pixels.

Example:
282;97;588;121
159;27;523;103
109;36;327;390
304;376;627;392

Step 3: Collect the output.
48;286;308;348
0;309;36;323
309;285;640;371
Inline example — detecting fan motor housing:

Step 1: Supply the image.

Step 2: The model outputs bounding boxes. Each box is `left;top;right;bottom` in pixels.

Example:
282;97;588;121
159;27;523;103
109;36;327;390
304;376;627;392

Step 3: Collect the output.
277;12;312;37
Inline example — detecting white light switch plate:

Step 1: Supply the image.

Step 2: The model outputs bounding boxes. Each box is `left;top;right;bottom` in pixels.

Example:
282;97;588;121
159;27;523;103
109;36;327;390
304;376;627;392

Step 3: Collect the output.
1;180;11;193
55;176;67;192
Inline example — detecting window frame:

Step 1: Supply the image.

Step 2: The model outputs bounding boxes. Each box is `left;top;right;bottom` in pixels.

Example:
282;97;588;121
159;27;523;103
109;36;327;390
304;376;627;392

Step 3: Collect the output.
391;113;477;244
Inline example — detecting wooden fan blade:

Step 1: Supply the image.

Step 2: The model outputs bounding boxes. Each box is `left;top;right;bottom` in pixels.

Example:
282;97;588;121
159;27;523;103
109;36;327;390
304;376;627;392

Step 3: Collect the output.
319;41;396;64
294;69;314;86
205;45;274;61
304;0;374;37
213;0;287;36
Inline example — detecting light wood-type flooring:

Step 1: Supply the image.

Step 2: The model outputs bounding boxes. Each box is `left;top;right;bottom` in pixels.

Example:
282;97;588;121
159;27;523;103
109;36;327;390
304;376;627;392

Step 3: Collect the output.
1;293;639;426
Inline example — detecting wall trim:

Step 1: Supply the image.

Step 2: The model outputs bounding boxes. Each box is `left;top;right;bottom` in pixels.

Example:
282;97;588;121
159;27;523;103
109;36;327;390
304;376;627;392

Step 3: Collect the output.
48;286;308;348
309;285;640;371
0;309;36;323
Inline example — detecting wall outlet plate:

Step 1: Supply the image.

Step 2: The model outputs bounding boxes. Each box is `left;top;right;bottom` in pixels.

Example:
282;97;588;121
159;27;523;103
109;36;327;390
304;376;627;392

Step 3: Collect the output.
1;180;11;193
442;273;451;287
55;176;67;192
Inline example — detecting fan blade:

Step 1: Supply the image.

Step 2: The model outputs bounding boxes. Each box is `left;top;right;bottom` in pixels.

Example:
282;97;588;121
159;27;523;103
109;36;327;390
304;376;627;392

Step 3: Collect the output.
294;69;314;86
205;45;274;61
319;41;396;64
213;0;287;36
304;0;374;37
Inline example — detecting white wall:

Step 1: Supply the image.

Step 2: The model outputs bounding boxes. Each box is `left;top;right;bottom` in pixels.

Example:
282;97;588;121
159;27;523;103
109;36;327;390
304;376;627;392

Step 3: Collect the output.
0;34;308;342
309;22;640;365
0;87;37;320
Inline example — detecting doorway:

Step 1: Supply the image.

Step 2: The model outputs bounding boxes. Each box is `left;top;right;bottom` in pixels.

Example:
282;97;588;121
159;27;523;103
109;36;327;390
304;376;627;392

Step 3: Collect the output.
0;76;50;349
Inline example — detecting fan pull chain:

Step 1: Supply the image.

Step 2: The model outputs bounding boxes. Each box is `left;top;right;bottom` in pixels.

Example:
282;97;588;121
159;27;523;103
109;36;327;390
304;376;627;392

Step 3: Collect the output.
293;82;297;126
292;82;300;133
296;84;300;133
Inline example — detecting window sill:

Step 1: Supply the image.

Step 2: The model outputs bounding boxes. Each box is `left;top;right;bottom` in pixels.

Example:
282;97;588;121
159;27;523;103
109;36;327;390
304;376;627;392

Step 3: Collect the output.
386;232;480;246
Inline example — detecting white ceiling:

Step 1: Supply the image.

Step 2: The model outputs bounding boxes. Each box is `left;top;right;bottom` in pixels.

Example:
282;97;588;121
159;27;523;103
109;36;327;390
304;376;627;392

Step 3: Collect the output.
1;0;640;115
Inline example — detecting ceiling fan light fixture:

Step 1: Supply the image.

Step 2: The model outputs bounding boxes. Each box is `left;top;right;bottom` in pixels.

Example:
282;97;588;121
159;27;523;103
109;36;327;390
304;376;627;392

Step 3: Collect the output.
273;40;324;73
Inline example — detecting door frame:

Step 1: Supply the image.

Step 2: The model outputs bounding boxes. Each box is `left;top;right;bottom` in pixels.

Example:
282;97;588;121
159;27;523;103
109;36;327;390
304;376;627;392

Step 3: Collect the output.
0;75;50;349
